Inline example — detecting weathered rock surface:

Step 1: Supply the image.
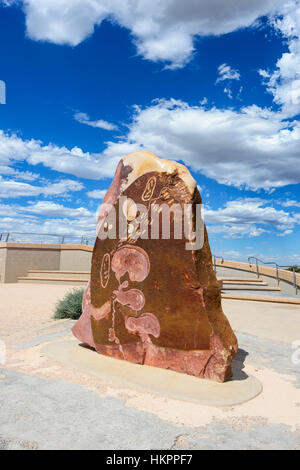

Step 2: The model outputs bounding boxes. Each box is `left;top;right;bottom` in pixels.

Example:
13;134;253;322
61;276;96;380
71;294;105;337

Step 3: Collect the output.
72;151;238;382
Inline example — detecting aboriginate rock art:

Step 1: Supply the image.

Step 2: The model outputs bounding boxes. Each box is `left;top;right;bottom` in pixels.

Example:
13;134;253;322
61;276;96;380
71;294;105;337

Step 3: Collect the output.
72;151;238;382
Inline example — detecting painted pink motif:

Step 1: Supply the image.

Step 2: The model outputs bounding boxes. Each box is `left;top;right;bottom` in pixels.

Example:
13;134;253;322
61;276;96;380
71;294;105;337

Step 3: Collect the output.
113;281;145;311
73;245;161;359
111;245;150;282
125;313;160;341
107;245;160;351
100;253;110;288
91;300;111;321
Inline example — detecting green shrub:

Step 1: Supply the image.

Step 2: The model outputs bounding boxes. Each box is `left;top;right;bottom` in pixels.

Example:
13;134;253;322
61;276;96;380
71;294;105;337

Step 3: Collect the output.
287;266;300;273
54;288;84;320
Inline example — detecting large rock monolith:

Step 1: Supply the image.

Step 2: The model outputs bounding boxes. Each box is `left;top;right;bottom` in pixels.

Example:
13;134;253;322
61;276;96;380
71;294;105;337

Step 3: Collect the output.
72;151;238;382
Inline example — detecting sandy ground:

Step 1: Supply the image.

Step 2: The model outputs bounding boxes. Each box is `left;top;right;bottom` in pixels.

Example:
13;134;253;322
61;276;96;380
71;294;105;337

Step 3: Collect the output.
0;284;300;450
0;284;78;345
1;284;299;345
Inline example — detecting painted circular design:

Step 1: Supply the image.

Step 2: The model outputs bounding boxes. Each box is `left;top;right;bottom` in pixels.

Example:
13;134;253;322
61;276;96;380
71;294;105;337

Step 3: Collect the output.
100;253;111;288
142;176;157;202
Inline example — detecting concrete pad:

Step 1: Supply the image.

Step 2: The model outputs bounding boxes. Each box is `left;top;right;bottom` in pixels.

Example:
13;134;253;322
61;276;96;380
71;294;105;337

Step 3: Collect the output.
42;340;262;407
11;320;75;349
223;299;300;344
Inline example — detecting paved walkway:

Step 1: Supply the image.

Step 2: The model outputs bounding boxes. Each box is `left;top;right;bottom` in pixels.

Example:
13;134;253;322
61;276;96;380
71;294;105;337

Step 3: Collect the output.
0;285;299;450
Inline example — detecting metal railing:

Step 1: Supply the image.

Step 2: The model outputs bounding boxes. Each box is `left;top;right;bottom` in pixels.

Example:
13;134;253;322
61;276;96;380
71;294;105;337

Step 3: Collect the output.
248;257;298;295
213;255;224;273
0;232;94;246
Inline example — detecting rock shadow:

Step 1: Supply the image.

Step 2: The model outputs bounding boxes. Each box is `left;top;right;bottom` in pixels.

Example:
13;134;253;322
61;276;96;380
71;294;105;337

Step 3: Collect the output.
231;348;249;381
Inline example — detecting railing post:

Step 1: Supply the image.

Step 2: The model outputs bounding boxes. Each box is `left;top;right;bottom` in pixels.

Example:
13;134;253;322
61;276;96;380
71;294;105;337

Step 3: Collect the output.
5;233;9;242
256;259;259;278
61;236;65;244
293;268;297;295
276;265;279;286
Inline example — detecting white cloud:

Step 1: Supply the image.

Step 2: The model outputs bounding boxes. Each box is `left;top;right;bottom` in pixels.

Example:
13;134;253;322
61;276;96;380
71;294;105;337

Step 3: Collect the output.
223;87;233;99
87;189;107;199
21;201;92;218
0;130;120;180
216;64;241;99
0;175;83;199
216;63;240;83
0;165;40;181
4;0;282;68
42;180;84;196
2;97;300;190
260;1;300;117
0;214;97;240
0;200;98;241
281;199;300;208
74;112;118;131
205;197;299;238
211;249;300;265
258;69;270;79
99;99;300;190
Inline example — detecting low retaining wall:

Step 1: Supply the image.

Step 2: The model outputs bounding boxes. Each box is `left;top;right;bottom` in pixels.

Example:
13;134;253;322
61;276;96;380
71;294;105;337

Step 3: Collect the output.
215;259;300;290
0;243;298;290
0;243;93;283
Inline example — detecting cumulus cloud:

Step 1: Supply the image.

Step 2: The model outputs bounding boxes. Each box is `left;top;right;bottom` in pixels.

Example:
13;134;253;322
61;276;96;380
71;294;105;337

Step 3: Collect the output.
260;1;300;117
87;189;107;199
0;130;120;180
0;200;97;241
74;112;118;131
0;175;83;199
205;197;299;238
21;201;92;218
99;99;300;190
4;0;282;68
281;199;300;208
0;214;97;240
2;97;300;190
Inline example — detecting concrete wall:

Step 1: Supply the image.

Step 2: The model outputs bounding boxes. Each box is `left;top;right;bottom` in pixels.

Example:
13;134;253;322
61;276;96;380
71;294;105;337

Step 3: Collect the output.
0;243;93;283
0;243;298;292
2;244;60;283
59;246;92;271
0;245;7;282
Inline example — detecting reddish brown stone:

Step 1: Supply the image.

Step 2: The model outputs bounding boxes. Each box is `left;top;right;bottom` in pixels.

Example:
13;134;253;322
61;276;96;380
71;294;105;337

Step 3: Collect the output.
72;151;238;382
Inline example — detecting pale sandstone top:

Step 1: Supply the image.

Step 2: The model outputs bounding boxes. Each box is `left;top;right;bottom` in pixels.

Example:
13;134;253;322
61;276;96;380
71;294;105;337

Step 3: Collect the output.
121;151;197;195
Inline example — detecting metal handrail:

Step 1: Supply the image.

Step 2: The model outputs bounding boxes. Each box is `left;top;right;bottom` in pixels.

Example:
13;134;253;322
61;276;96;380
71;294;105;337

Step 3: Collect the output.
248;257;298;295
248;257;280;281
213;255;224;273
0;232;93;245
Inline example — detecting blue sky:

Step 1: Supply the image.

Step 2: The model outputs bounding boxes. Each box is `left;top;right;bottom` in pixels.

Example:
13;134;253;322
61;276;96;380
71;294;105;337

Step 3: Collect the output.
0;0;300;264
